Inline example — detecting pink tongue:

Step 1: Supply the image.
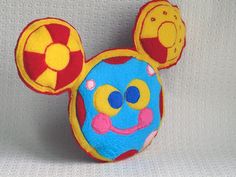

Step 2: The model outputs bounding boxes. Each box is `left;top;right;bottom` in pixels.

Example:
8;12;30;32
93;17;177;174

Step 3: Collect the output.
141;37;167;64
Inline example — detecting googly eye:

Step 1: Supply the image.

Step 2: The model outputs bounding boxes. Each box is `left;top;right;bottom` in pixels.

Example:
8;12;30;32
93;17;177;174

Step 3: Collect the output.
108;91;123;109
125;86;140;104
94;85;122;116
125;79;150;110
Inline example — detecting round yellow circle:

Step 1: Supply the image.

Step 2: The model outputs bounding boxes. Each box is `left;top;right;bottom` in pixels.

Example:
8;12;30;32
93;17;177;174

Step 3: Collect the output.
158;22;177;48
45;44;70;71
94;85;122;117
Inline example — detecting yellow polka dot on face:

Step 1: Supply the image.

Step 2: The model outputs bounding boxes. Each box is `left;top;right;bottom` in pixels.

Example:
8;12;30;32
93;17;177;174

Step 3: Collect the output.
45;44;70;71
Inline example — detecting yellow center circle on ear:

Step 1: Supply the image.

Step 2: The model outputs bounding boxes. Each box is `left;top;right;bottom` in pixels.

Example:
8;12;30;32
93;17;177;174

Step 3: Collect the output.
158;22;177;48
45;44;70;71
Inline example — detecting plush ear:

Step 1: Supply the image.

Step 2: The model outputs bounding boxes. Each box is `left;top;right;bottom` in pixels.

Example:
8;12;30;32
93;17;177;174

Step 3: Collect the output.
15;18;85;95
134;0;186;69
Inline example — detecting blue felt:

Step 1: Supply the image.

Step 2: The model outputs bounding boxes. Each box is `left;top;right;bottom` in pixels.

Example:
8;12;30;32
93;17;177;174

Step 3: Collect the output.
125;86;140;104
78;58;162;160
108;91;123;109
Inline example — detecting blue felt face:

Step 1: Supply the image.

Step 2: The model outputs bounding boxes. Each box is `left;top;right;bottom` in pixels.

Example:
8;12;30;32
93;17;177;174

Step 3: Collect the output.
78;58;162;160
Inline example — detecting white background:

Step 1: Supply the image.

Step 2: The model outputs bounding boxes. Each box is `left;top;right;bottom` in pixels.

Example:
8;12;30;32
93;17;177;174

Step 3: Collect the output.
0;0;235;176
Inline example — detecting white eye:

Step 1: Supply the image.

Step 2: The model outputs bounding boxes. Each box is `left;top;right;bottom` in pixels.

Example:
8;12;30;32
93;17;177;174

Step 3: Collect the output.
86;79;96;90
146;65;155;76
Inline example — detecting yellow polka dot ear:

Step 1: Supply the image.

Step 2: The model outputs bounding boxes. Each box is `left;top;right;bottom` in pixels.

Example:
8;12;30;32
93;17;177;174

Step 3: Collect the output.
15;18;85;94
134;0;186;69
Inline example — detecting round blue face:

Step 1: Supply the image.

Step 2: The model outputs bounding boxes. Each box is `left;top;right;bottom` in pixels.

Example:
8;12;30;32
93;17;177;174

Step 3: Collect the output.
77;58;162;160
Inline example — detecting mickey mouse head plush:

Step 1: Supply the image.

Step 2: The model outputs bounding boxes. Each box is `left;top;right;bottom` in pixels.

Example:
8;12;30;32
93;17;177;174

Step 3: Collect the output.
15;0;186;162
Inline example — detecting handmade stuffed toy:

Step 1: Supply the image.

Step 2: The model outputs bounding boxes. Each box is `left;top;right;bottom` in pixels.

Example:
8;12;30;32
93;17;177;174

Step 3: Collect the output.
15;0;186;162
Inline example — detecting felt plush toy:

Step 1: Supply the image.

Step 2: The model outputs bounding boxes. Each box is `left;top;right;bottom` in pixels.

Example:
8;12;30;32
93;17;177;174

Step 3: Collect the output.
15;0;186;162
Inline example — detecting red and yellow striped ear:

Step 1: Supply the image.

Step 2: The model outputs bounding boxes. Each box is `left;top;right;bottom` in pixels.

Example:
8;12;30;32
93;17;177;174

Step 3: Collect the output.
15;18;85;95
134;0;186;69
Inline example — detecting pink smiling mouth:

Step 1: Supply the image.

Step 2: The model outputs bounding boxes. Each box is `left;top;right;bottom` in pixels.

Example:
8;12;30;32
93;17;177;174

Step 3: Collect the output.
92;108;153;135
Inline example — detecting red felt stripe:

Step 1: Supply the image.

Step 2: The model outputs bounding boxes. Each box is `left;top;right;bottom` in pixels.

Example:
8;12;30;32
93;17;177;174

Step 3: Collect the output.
76;92;86;127
23;51;47;80
55;51;83;90
115;150;138;161
159;89;164;119
141;38;167;64
45;24;70;45
104;56;132;64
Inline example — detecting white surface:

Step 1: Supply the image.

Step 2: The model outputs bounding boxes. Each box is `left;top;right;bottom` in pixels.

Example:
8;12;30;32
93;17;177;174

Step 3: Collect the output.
0;0;235;176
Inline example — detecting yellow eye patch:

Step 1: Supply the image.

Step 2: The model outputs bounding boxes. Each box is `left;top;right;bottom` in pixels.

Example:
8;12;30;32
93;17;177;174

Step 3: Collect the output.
125;79;150;110
94;85;123;117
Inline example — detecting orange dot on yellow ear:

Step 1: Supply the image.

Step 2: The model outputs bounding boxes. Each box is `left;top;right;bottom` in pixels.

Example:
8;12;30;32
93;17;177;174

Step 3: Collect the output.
45;44;70;71
158;22;177;48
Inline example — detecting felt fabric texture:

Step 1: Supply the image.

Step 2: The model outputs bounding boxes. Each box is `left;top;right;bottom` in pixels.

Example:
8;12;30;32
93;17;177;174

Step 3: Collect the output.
1;0;235;175
15;18;85;94
77;58;161;160
134;0;186;69
125;79;151;110
93;84;122;116
14;0;186;162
